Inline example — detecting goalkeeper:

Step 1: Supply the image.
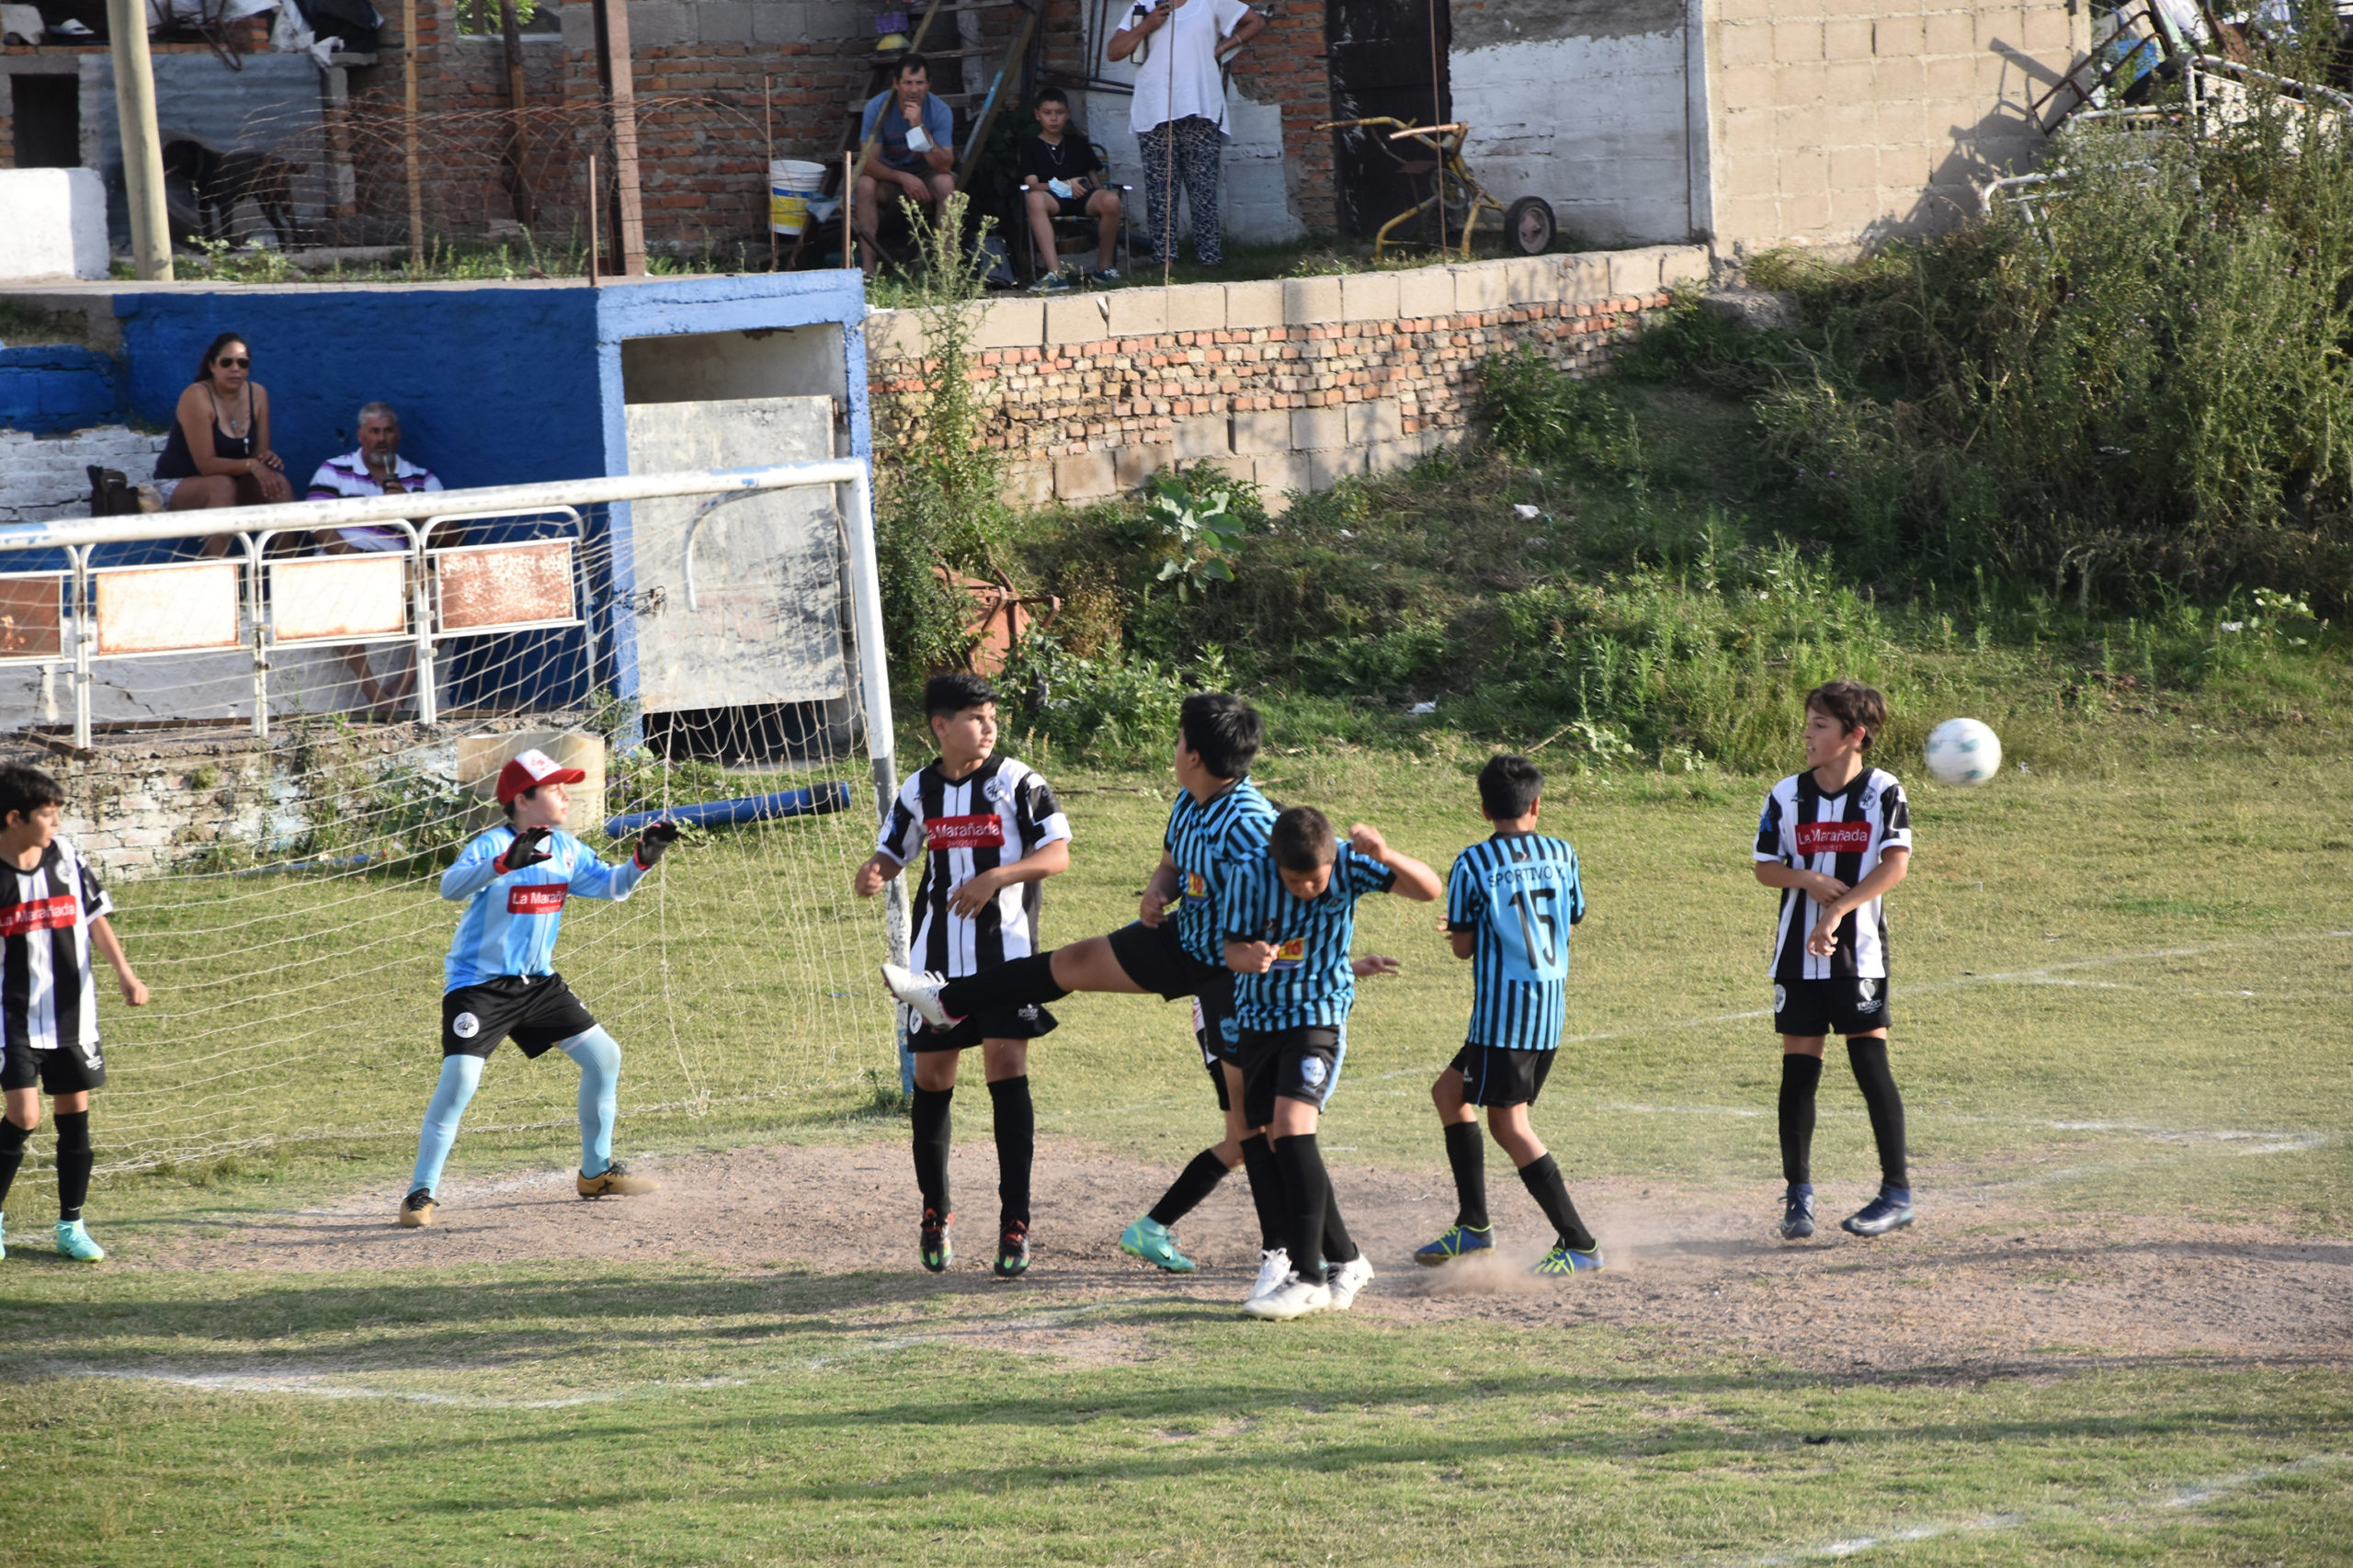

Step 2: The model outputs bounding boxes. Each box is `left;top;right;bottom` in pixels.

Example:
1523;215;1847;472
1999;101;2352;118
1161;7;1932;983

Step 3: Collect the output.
398;748;681;1229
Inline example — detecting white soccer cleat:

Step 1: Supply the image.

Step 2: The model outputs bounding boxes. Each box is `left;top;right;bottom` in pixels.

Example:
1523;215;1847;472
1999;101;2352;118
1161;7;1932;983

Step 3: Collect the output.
1325;1255;1374;1311
1243;1270;1332;1321
881;962;958;1030
1247;1246;1290;1304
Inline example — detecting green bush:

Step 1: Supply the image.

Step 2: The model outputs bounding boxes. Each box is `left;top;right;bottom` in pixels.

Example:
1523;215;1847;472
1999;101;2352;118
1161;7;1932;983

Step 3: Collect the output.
1477;346;1646;485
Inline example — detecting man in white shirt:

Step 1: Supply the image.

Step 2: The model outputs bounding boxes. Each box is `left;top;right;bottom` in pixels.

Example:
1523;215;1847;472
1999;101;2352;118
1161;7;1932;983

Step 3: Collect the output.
303;402;442;715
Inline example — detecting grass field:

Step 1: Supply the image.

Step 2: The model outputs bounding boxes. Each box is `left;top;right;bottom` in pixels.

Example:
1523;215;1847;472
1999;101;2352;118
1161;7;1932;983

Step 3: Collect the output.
0;689;2347;1566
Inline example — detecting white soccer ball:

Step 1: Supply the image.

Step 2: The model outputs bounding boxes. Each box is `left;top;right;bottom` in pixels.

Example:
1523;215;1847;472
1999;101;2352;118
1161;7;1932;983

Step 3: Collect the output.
1923;718;2003;787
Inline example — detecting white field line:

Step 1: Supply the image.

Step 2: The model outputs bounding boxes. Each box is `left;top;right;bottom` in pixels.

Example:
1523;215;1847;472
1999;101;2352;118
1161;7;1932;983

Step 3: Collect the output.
66;1366;743;1410
1735;1451;2349;1565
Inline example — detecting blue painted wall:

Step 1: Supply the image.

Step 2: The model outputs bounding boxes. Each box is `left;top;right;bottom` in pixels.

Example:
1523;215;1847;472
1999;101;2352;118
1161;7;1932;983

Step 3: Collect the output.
0;346;121;437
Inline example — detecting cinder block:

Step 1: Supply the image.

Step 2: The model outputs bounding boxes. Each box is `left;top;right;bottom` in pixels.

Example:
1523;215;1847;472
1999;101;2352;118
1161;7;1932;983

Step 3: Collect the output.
1225;279;1283;329
1106;289;1167;336
1659;245;1711;290
1714;63;1779;119
864;309;926;360
975;299;1045;350
1718;19;1773;67
1923;10;1973;54
1561;251;1612;303
629;0;691;45
1339;270;1401;323
2021;3;2075;53
1165;281;1226;333
1232;409;1292;454
1291;405;1347;451
694;0;755;44
752;2;811;43
1394;265;1453;320
1253;451;1311;499
1281;274;1343;326
1873;15;1924;58
1366;437;1419;475
1452;260;1511;312
1345;398;1404;447
1500;256;1560;304
1823;18;1871;59
1308;447;1366;491
1174;413;1231;460
1054;450;1117;500
1114;442;1176;491
1004;462;1055;508
1772;19;1824;62
1607;249;1663;299
1044;293;1108;345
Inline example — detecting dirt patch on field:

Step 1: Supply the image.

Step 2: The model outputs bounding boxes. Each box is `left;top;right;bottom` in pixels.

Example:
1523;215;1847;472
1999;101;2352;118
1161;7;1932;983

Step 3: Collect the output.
141;1139;2353;1375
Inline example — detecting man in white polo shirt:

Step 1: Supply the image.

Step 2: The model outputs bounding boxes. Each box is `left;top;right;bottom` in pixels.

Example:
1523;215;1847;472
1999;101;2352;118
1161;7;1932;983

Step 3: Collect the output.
304;402;443;715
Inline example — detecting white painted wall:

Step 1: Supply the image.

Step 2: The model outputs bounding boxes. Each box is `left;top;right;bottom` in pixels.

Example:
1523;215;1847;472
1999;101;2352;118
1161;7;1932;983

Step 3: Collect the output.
0;168;109;281
0;426;167;526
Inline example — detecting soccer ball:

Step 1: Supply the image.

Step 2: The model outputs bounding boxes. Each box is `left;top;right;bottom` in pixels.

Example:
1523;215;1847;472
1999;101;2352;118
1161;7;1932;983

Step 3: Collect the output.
1923;718;2002;787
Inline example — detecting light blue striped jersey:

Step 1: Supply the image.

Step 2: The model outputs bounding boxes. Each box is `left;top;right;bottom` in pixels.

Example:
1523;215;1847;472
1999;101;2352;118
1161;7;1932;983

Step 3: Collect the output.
440;826;647;991
1223;846;1396;1030
1164;777;1278;968
1446;832;1585;1050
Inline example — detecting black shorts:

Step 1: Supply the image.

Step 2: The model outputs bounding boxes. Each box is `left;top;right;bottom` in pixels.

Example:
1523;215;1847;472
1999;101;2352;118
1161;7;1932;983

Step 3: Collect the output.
0;1038;104;1094
1193;988;1244;1110
1107;918;1225;1003
1051;193;1093;220
1773;977;1893;1038
1450;1043;1553;1108
1240;1025;1346;1127
910;1003;1058;1052
443;974;598;1060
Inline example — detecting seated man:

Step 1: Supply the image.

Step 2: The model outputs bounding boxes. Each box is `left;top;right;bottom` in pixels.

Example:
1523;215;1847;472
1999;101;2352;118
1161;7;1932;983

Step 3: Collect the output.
304;401;444;717
1018;87;1121;289
856;55;957;278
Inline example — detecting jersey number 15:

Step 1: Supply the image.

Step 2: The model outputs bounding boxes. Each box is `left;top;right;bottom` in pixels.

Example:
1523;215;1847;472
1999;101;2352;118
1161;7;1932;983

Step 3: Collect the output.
1508;887;1566;975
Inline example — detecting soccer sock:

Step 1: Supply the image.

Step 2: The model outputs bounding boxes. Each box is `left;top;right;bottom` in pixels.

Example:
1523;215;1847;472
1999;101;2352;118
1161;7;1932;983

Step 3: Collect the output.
1320;1188;1360;1267
1517;1153;1597;1254
1779;1051;1824;1187
911;1085;954;1217
559;1027;622;1178
410;1054;483;1196
53;1111;92;1223
1238;1133;1284;1252
1443;1119;1489;1231
938;953;1070;1018
1846;1038;1910;1191
0;1118;28;1212
988;1075;1034;1229
1147;1147;1230;1228
1272;1132;1329;1280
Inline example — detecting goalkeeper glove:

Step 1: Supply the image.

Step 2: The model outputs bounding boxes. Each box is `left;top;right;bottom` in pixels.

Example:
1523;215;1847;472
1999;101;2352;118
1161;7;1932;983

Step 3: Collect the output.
495;824;554;874
634;820;682;869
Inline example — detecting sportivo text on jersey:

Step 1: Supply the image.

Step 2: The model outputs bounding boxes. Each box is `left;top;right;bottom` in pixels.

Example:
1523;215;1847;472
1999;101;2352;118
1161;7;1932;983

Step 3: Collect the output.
1753;767;1913;981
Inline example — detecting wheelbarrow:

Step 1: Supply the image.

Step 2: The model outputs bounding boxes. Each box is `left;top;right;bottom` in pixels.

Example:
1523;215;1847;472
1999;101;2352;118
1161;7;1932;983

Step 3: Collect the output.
1317;117;1556;261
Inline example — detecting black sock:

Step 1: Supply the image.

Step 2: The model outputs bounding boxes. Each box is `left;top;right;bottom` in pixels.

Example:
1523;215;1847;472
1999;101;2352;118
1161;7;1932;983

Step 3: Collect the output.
1320;1187;1359;1267
1443;1119;1488;1231
1238;1133;1283;1251
938;953;1071;1017
987;1075;1033;1229
1847;1038;1909;1190
0;1118;28;1212
1517;1153;1596;1253
53;1110;92;1223
1272;1132;1329;1279
911;1085;953;1218
1148;1147;1230;1228
1779;1052;1824;1187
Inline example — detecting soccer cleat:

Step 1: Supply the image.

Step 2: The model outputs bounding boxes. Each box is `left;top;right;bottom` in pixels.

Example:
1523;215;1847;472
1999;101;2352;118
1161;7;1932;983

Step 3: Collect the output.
1841;1187;1915;1237
994;1221;1030;1278
1325;1255;1375;1311
1248;1247;1290;1304
1530;1244;1604;1277
881;963;960;1030
921;1208;954;1273
1413;1223;1495;1267
1119;1215;1196;1273
54;1219;104;1262
1780;1184;1817;1241
399;1188;438;1228
576;1161;657;1198
1242;1270;1332;1321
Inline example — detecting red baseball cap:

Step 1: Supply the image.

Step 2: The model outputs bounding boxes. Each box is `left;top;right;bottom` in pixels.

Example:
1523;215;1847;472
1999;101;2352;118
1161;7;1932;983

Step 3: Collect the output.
496;747;587;805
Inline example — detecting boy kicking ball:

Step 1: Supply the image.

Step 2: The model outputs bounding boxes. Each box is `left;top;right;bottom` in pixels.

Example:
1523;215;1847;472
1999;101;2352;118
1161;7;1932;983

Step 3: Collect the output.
0;765;149;1262
856;675;1071;1278
399;749;680;1228
1415;755;1603;1278
1753;679;1915;1241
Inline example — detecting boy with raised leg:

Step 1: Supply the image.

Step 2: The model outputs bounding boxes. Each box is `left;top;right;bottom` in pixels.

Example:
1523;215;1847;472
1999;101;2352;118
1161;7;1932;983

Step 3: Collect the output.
1753;679;1915;1241
857;675;1071;1278
1415;755;1602;1277
0;765;149;1262
1228;807;1441;1321
400;749;679;1228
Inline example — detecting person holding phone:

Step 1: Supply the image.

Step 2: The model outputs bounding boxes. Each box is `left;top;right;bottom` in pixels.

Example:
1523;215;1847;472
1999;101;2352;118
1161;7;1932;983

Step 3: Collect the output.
856;55;959;279
1108;0;1264;267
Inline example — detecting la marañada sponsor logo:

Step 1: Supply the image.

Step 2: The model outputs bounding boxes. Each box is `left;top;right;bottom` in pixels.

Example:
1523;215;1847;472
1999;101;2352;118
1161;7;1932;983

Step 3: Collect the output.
0;895;76;938
507;886;569;915
1793;821;1876;856
926;814;1006;852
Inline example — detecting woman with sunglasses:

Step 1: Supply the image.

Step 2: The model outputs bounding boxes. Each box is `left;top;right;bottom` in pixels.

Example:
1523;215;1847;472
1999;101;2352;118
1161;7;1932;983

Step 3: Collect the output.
154;333;293;514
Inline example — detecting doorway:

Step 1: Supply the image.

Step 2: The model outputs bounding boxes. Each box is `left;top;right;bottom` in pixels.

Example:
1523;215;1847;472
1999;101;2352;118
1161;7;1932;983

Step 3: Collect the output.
10;74;80;168
1324;0;1449;240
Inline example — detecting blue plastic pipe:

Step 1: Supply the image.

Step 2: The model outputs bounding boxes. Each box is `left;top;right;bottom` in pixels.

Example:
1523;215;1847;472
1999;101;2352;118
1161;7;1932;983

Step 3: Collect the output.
605;780;852;838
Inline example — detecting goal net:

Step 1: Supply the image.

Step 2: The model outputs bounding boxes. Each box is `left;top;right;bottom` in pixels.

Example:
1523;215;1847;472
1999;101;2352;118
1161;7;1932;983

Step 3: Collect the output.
0;462;902;1178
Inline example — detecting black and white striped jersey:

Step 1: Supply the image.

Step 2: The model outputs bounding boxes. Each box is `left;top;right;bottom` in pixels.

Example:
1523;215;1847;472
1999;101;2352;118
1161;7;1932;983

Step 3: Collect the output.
0;837;114;1054
877;756;1071;978
1754;767;1912;981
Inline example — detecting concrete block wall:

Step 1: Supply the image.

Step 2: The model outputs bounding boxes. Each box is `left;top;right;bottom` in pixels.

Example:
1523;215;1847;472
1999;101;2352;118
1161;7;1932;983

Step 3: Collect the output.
0;425;167;527
868;246;1707;507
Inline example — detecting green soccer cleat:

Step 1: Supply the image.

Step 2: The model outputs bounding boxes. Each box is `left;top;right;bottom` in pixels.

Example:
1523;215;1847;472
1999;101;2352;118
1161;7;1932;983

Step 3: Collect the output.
994;1221;1030;1279
1413;1223;1495;1267
54;1219;104;1262
920;1208;953;1273
1531;1244;1603;1278
1118;1215;1196;1273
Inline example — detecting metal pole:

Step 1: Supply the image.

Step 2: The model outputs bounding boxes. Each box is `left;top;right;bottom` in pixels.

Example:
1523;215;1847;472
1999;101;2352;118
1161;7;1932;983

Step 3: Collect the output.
69;546;91;750
404;0;424;266
244;536;268;739
839;471;908;1085
765;76;777;273
411;531;438;727
588;152;600;286
843;149;855;270
103;0;173;281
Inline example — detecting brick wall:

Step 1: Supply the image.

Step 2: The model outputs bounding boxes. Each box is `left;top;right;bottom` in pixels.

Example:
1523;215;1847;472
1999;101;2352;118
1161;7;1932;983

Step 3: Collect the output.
1229;2;1335;236
867;244;1707;509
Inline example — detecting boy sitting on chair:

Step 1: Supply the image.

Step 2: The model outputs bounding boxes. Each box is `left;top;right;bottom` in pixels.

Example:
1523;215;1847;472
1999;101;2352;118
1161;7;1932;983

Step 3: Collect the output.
1020;88;1122;288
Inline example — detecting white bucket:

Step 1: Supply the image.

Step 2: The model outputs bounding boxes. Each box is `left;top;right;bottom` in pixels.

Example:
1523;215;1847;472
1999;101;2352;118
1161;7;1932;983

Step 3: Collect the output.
769;158;825;236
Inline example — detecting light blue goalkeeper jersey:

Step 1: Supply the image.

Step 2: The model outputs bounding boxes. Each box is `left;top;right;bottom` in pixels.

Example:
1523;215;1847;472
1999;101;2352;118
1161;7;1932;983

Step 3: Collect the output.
440;826;647;991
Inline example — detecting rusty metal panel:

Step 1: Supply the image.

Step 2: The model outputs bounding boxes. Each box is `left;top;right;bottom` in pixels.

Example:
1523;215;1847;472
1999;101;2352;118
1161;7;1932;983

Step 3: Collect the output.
434;541;576;632
269;556;408;642
94;562;242;654
0;577;64;659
